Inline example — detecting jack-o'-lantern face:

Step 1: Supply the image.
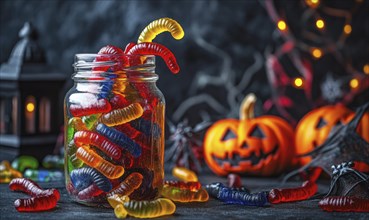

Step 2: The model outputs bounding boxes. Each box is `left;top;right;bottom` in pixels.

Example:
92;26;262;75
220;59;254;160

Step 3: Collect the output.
204;94;295;176
296;105;369;165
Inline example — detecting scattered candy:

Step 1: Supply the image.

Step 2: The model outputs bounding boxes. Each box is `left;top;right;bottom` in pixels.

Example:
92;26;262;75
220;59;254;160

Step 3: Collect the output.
107;172;143;197
9;178;60;212
319;196;369;212
172;166;198;182
164;180;201;191
42;155;64;169
205;182;250;198
161;185;209;202
127;42;180;74
11;156;39;172
205;182;268;207
113;197;176;219
268;180;317;204
137;17;184;43
24;169;63;182
0;160;22;183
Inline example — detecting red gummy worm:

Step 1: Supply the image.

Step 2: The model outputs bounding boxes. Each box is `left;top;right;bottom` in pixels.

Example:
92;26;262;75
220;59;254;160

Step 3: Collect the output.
109;93;130;109
69;98;111;117
14;191;59;212
227;174;242;188
164;180;201;191
94;45;127;71
124;42;136;54
268;181;317;204
127;42;180;74
9;178;44;197
77;184;104;200
9;178;60;200
319;196;369;212
74;131;122;160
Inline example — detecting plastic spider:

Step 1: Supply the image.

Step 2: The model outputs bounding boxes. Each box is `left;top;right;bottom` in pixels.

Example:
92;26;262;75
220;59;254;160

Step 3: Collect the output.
165;119;211;173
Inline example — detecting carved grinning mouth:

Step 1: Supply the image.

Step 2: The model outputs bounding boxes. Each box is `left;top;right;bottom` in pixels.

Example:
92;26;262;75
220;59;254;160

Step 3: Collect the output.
211;144;279;167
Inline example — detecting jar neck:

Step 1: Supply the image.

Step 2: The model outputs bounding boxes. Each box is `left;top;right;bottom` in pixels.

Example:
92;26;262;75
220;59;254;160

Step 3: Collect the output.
73;53;158;83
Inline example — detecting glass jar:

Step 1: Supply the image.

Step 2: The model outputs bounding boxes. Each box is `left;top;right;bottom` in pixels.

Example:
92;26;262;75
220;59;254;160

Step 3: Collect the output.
64;54;165;206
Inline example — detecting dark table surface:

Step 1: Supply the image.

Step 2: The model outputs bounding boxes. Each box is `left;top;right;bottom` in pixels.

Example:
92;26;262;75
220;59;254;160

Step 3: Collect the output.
1;174;369;220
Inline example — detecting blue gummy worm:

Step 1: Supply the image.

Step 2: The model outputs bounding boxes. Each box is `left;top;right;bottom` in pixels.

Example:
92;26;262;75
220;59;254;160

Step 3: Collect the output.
130;118;161;138
96;123;142;157
70;167;112;192
205;182;268;207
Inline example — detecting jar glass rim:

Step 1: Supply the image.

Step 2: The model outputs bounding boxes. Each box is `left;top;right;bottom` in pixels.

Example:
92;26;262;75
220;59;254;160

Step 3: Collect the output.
73;53;157;82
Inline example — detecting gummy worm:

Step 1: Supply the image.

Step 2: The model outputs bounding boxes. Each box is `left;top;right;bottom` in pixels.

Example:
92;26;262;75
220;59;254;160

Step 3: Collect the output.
74;130;122;160
76;146;125;179
69;98;111;117
70;167;112;192
82;114;101;130
164;180;201;191
123;42;136;54
130;118;161;138
9;178;60;199
107;172;143;197
96;123;142;158
172;166;198;182
14;190;59;212
67;117;88;143
319;196;369;212
127;42;180;74
218;187;269;206
205;182;250;198
114;198;176;219
205;182;267;206
67;141;84;168
137;17;184;43
161;185;209;202
100;103;144;127
77;183;104;200
268;180;318;204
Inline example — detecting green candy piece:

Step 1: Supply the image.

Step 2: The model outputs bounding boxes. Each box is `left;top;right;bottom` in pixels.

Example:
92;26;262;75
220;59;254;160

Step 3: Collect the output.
67;141;83;168
11;155;39;172
82;114;100;130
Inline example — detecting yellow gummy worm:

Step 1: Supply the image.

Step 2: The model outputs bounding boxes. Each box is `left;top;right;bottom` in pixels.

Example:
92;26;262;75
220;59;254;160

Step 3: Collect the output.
107;194;130;209
114;198;176;219
161;185;209;202
172;166;198;182
137;17;184;43
100;103;143;127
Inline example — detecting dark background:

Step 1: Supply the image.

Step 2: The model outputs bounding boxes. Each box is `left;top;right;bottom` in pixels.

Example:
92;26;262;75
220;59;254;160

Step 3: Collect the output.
1;0;368;126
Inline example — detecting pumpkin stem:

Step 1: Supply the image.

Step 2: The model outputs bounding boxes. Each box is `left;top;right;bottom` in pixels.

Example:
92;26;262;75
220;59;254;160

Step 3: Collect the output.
240;93;256;120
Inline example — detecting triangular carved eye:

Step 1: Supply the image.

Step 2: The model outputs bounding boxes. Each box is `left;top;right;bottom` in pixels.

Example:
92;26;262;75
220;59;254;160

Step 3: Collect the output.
221;129;237;141
316;117;327;129
250;125;265;138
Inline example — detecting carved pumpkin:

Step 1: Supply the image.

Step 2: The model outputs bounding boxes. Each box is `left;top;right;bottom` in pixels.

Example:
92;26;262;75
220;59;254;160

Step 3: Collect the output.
295;104;369;167
204;94;295;176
